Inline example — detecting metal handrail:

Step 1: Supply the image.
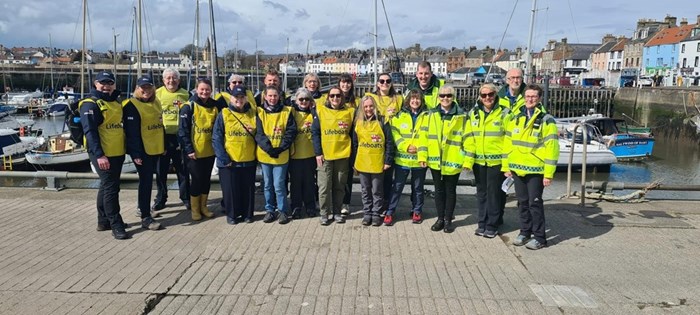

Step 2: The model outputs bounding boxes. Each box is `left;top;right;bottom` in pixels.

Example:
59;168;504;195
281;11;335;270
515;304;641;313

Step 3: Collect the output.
565;122;588;206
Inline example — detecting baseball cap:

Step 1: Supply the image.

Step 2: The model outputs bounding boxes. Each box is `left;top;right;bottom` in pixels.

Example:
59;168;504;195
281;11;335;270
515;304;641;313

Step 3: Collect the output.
136;76;154;87
231;85;246;97
95;71;116;83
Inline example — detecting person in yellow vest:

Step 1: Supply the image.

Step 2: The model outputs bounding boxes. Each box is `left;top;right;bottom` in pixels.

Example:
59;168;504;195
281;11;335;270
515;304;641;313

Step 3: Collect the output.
336;74;360;216
254;69;290;106
80;71;129;240
255;85;298;224
212;85;258;224
215;73;257;109
404;61;445;109
366;72;404;214
351;96;395;226
178;78;225;221
497;68;526;112
123;75;164;231
303;73;323;106
153;68;191;212
384;89;430;226
463;83;510;238
418;84;466;233
503;84;559;250
289;88;318;219
312;86;356;225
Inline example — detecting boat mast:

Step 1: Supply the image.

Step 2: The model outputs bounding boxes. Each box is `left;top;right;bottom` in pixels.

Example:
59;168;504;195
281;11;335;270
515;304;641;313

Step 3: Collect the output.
49;33;55;99
373;0;378;83
524;0;537;83
283;37;289;91
136;0;143;77
255;40;259;91
208;0;218;91
194;1;200;79
80;0;86;96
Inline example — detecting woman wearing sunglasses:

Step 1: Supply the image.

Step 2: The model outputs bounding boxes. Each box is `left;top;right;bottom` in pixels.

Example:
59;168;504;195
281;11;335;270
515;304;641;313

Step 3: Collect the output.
418;84;466;233
312;86;356;225
463;83;509;239
289;88;319;219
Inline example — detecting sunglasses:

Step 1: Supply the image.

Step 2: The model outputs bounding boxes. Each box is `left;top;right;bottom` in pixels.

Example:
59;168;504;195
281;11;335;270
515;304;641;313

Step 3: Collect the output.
378;79;392;84
230;81;243;84
328;94;343;99
480;92;496;98
98;80;115;85
438;94;453;98
298;98;311;102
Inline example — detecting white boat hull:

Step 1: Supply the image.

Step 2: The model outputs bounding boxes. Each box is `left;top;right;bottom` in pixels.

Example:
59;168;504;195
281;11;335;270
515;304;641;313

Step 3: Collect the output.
26;150;89;165
557;138;617;168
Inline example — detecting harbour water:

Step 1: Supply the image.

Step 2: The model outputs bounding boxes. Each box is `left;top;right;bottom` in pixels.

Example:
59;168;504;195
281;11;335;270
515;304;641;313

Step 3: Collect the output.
3;106;700;201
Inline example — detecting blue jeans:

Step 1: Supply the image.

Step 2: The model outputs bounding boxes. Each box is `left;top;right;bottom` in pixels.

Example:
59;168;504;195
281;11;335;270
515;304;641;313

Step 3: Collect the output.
260;163;289;214
387;166;427;215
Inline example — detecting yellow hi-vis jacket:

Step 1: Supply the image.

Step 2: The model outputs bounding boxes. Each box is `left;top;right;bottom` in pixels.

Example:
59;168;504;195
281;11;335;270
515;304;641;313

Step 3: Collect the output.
125;98;165;155
291;108;315;159
462;104;510;169
365;92;404;119
156;87;189;135
191;103;218;158
503;104;560;179
418;104;467;175
222;107;257;163
390;109;429;168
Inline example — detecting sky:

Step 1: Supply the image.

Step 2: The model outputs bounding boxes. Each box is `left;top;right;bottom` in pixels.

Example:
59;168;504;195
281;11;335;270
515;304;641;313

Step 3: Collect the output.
0;0;697;55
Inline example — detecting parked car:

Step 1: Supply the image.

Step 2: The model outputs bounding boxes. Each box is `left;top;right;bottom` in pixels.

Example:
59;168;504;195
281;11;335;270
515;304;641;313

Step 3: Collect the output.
485;73;505;85
637;76;653;87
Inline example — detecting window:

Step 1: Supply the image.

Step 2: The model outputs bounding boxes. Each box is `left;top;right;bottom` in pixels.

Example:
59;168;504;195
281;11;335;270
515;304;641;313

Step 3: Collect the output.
697;43;700;52
657;46;660;53
695;56;699;67
681;44;686;53
683;58;687;68
657;58;663;66
671;57;675;68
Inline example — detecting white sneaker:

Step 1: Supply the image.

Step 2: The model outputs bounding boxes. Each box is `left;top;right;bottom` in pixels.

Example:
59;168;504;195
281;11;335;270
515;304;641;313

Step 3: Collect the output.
340;204;350;215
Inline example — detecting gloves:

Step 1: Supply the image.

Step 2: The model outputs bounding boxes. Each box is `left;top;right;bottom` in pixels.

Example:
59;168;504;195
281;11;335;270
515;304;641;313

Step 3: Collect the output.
268;147;281;158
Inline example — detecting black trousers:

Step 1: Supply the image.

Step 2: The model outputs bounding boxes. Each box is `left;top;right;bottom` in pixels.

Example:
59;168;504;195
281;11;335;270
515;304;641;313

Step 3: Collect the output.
473;164;506;231
219;165;256;220
135;154;158;218
343;159;354;205
513;173;546;244
430;169;459;221
289;157;317;212
90;154;125;228
155;134;190;204
187;156;215;196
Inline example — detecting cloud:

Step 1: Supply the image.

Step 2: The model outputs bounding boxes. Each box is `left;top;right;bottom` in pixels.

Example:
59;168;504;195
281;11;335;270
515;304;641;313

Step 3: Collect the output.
295;9;310;19
262;1;289;13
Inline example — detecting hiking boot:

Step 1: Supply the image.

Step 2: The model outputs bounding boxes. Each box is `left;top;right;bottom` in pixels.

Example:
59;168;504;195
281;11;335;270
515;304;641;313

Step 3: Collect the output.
320;216;332;226
443;220;455;233
111;225;130;240
96;222;111;231
334;214;346;224
278;212;291;225
141;217;163;231
431;219;445;232
513;234;531;246
340;204;350;216
263;212;277;223
151;202;166;211
383;214;394;226
525;239;546;250
484;230;498;238
412;212;423;224
372;215;382;226
362;214;372;226
474;228;485;236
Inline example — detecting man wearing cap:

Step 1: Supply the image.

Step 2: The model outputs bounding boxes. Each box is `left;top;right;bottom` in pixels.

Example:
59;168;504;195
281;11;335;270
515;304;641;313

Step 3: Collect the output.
153;68;191;211
123;75;165;231
215;73;257;109
80;71;129;240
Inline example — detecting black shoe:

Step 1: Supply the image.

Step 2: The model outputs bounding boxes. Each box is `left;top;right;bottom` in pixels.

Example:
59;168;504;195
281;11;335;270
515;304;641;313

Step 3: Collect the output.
278;212;291;224
226;216;237;225
474;228;485;236
244;217;254;223
371;215;383;227
263;212;277;223
320;216;332;226
183;200;191;211
96;222;111;231
431;219;445;232
362;215;372;226
141;217;163;231
484;230;498;238
291;208;302;219
443;220;455;233
151;202;166;211
111;226;130;240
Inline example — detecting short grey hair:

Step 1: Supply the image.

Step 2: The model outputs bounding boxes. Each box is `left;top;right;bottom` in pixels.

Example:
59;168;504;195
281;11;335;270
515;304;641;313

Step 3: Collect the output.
294;87;312;100
228;74;245;83
162;67;180;79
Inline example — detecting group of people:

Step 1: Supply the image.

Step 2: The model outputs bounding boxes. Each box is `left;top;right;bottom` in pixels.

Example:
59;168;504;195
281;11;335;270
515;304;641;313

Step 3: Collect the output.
83;62;559;250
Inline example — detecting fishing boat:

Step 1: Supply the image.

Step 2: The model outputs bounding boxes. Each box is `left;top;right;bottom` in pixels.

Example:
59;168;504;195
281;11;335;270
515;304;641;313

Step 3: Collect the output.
556;113;654;160
25;132;89;167
45;101;69;117
0;129;41;169
557;137;617;171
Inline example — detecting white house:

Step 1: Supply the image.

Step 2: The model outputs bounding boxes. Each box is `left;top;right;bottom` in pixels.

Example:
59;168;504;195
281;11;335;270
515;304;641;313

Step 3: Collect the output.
679;26;700;86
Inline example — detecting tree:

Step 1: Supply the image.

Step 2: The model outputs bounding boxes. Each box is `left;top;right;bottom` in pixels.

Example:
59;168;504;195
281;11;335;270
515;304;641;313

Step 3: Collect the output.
179;44;198;59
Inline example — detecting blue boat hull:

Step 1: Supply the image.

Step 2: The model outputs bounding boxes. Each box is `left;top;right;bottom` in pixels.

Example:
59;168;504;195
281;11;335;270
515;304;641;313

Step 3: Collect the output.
606;134;654;160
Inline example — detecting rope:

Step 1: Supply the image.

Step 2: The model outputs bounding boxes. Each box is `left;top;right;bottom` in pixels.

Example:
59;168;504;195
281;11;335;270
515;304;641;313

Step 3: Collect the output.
572;179;664;203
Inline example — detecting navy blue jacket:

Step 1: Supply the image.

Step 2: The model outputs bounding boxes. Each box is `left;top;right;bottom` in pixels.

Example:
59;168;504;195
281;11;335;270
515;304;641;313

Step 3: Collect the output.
79;89;122;158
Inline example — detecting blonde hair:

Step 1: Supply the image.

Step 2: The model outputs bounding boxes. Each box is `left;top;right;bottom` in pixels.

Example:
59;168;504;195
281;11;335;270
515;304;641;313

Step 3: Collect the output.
356;95;379;124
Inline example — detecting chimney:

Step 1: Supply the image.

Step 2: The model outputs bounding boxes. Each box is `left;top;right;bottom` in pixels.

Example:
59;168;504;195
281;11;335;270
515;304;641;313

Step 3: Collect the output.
697;14;700;25
680;18;688;26
561;37;568;44
602;34;616;44
664;15;677;27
